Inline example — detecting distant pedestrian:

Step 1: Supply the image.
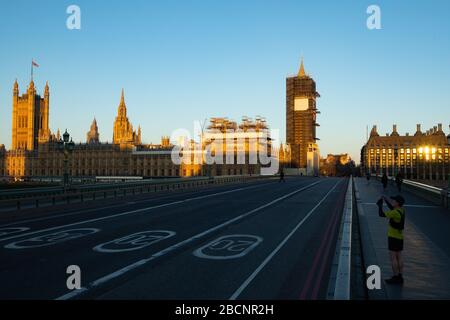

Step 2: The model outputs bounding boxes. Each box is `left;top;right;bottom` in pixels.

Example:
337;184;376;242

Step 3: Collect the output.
366;172;371;185
279;168;285;183
381;173;388;192
376;195;406;284
395;172;403;192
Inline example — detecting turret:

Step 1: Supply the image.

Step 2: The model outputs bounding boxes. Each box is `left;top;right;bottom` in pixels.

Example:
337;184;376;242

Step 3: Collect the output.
391;124;399;136
13;79;19;97
44;81;49;97
28;79;35;94
370;125;379;137
414;124;423;136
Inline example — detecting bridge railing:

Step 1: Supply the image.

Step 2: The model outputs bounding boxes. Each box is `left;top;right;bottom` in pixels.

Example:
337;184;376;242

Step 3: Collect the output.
370;174;449;208
0;175;275;213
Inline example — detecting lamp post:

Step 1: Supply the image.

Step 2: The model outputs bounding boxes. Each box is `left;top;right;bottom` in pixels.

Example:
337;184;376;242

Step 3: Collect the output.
58;129;75;191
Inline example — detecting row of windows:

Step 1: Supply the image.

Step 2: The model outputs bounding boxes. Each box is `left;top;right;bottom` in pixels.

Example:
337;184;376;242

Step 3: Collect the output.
369;148;449;154
6;168;180;177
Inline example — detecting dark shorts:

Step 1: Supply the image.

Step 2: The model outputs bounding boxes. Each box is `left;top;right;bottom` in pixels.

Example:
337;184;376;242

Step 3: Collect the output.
388;237;404;252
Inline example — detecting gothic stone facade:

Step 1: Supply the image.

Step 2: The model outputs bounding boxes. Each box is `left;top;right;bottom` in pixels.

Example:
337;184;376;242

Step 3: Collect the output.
0;80;275;180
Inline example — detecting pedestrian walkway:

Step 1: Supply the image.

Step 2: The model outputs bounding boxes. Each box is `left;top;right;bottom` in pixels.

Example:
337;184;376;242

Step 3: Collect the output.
354;177;450;299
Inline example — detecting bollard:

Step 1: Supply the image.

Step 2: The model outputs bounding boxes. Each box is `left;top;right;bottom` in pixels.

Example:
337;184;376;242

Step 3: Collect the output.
17;200;20;210
36;199;39;208
52;197;55;205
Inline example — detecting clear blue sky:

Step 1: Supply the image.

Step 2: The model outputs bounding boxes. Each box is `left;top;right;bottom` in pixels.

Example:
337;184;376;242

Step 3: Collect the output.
1;0;449;163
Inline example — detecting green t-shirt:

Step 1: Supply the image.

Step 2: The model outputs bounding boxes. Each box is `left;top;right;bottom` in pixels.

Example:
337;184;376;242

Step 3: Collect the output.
385;208;405;240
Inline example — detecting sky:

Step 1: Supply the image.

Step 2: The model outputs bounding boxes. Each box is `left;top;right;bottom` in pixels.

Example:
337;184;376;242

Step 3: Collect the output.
1;0;449;163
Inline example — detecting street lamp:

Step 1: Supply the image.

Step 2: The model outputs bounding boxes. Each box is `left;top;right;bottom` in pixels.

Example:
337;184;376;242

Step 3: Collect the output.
58;129;75;190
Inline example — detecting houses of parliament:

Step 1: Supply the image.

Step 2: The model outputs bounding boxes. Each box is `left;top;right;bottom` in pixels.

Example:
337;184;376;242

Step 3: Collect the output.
0;78;286;180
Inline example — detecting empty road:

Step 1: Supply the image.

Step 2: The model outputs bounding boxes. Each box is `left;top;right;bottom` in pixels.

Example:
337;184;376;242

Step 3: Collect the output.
0;176;348;300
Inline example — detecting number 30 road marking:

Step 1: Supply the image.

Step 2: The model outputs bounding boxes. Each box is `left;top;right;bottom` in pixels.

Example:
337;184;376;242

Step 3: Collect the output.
4;228;100;249
193;234;263;260
93;230;176;253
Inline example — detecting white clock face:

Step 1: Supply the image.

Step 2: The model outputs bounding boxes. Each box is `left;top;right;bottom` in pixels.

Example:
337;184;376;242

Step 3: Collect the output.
294;98;309;111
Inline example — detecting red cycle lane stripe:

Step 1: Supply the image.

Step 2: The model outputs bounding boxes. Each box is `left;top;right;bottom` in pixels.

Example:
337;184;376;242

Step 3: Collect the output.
299;182;346;299
311;194;344;299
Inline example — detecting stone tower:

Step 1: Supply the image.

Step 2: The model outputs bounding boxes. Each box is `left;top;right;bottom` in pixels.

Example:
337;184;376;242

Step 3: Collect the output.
12;79;50;150
286;59;320;169
86;118;100;144
113;89;140;145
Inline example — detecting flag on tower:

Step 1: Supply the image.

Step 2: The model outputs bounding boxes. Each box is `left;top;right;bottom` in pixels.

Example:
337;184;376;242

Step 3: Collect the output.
31;59;39;81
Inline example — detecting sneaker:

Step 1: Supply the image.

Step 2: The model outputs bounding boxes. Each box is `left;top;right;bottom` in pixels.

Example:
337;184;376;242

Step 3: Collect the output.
385;275;402;285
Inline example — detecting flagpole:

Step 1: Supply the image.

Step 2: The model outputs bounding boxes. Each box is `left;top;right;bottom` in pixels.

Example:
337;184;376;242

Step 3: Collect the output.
31;60;33;81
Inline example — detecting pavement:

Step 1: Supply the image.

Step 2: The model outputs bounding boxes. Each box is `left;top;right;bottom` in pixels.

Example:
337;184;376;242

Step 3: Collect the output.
0;176;348;300
354;177;450;299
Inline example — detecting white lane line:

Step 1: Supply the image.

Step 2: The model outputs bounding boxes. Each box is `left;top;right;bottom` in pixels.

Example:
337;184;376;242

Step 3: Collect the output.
0;181;277;228
0;181;279;243
229;179;342;300
55;180;323;300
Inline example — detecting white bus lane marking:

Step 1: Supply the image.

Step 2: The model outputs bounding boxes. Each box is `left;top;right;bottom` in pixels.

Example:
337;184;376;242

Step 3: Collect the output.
93;230;176;253
4;228;100;249
193;235;263;260
0;227;30;239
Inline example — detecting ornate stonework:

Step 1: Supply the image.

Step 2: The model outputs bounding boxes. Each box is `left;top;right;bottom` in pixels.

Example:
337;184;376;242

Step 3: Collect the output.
113;89;141;146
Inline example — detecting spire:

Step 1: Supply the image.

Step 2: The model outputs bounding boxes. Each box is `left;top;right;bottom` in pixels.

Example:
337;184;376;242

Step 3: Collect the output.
120;88;125;106
90;117;98;130
44;81;49;95
13;79;19;95
87;117;100;144
298;57;306;77
118;88;127;117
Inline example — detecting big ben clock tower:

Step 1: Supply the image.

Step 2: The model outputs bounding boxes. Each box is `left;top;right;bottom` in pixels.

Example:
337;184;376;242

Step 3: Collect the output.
286;59;320;174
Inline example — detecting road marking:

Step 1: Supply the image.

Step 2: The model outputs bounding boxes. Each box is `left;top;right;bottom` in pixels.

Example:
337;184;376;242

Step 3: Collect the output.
0;181;277;230
93;230;176;253
193;235;263;260
361;202;440;208
0;227;30;238
0;181;280;243
55;180;323;300
4;228;100;249
229;180;342;300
